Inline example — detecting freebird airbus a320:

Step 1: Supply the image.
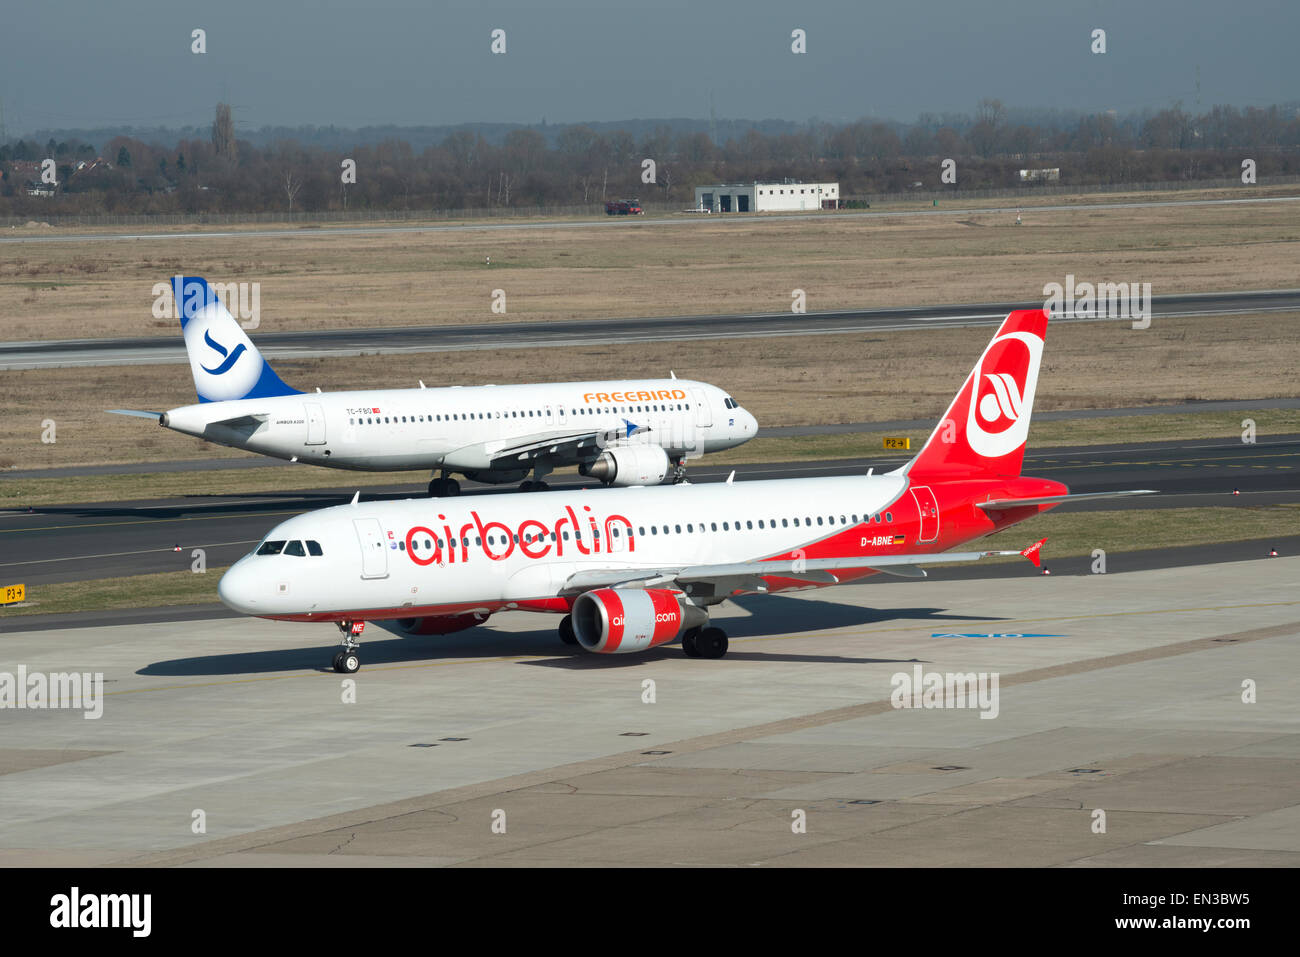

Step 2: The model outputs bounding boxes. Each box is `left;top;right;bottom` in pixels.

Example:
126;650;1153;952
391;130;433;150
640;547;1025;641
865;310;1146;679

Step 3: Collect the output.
219;308;1153;672
111;276;757;495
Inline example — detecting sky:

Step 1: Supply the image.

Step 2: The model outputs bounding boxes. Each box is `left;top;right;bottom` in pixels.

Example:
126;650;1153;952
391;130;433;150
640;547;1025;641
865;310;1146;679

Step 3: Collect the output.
3;0;1297;135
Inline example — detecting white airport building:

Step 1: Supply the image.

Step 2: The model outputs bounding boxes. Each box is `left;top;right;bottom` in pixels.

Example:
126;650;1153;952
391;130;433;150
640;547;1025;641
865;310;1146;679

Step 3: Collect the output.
694;181;839;213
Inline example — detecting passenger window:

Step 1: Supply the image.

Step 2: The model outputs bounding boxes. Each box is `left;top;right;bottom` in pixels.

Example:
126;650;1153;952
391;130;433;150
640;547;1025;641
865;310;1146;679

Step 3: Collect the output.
638;527;645;536
711;522;718;531
746;520;753;529
886;512;893;522
256;540;287;556
651;527;658;535
758;520;764;529
284;540;306;557
782;519;789;527
722;522;729;530
687;524;693;532
675;525;682;533
307;540;323;556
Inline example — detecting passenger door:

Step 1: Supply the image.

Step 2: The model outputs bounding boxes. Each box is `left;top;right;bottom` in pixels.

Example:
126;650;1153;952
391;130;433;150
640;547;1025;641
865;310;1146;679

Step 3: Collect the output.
353;518;389;579
910;485;939;544
305;403;326;445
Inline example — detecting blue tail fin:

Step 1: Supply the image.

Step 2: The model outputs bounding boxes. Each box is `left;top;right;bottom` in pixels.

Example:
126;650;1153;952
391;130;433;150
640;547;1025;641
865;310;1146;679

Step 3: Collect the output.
171;276;299;403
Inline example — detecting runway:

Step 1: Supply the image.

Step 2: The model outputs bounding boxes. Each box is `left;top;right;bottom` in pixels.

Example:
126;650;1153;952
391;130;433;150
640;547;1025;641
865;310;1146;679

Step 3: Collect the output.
3;288;1299;370
2;556;1297;866
2;434;1296;588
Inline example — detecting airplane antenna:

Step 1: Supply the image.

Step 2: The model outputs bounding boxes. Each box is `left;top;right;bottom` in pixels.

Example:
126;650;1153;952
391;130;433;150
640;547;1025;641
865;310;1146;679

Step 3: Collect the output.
419;380;426;389
315;387;322;393
350;490;360;505
867;467;874;476
670;370;677;380
725;470;735;485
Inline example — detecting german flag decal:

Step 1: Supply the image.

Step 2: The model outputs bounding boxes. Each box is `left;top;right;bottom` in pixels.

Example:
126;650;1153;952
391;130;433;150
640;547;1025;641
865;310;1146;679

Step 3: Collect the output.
892;534;905;545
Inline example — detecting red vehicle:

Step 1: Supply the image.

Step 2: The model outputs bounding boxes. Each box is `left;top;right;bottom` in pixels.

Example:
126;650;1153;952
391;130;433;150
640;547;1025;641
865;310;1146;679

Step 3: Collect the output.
605;199;644;215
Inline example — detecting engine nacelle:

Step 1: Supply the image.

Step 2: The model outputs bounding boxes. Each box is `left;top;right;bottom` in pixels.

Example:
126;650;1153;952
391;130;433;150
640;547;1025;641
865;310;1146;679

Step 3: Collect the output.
583;445;670;487
571;588;706;654
392;611;490;635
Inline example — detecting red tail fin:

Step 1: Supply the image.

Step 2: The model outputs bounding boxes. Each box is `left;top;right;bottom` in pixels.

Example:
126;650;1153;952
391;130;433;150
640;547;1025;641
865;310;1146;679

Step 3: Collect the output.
906;309;1048;480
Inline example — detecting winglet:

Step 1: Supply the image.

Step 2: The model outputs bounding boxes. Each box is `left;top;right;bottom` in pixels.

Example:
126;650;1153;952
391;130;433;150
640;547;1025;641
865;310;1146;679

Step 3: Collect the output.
1020;537;1047;567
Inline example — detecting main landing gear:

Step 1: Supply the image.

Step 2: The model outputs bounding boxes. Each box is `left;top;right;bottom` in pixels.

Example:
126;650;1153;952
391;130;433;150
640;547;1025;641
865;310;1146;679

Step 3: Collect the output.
671;456;689;484
428;471;460;497
333;620;364;673
681;625;728;659
520;462;553;492
558;615;578;645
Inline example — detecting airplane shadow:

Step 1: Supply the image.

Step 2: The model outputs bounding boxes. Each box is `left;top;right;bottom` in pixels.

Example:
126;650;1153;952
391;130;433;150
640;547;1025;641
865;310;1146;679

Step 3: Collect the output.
138;596;1004;678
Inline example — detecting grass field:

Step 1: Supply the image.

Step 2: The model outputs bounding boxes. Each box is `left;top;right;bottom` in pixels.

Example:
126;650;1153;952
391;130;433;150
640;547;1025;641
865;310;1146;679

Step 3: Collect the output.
1;186;1298;343
4;503;1296;618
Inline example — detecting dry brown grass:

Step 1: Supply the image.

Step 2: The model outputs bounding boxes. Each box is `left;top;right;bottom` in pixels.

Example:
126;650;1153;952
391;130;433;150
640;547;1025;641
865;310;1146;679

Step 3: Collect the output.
1;186;1298;342
2;311;1297;471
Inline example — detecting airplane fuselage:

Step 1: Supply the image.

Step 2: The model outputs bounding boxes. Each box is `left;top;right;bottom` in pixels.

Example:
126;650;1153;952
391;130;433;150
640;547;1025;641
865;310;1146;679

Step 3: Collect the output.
218;471;1067;623
161;378;754;473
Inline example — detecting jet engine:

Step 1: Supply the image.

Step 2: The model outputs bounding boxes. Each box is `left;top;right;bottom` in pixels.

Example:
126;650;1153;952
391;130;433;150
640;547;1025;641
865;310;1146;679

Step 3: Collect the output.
571;588;707;654
582;445;670;486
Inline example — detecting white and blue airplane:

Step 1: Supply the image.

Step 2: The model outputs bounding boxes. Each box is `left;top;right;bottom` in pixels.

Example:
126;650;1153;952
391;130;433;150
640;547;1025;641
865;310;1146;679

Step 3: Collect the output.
111;276;758;495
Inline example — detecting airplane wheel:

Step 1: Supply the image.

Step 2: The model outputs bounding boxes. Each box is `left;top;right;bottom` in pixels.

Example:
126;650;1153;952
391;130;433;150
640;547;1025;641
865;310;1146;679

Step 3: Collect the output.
558;615;577;645
335;652;360;674
427;479;441;496
535;481;549;491
444;479;460;497
681;627;701;658
519;480;535;492
695;627;728;659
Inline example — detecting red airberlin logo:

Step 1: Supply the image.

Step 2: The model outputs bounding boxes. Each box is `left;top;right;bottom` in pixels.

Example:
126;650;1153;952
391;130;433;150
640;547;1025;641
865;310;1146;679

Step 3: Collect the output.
404;506;635;566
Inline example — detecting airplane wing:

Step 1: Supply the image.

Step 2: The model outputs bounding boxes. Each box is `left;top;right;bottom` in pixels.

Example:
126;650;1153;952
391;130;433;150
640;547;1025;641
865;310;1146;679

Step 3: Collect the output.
481;424;649;470
562;549;1026;596
976;489;1155;510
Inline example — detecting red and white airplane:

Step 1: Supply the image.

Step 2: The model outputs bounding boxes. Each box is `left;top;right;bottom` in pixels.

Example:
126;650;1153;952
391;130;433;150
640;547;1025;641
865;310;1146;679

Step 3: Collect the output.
218;309;1152;672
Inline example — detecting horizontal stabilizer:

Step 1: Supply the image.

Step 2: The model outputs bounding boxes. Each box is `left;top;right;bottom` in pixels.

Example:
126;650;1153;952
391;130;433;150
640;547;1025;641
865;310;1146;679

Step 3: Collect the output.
107;409;162;420
978;489;1156;510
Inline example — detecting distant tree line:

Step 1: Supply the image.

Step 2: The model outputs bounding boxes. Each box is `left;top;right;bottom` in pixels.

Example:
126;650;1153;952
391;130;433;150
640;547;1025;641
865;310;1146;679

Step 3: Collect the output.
2;100;1298;217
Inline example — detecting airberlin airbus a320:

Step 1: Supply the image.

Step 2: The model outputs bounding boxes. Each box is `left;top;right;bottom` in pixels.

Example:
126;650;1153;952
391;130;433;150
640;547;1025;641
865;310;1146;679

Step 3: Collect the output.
219;310;1152;672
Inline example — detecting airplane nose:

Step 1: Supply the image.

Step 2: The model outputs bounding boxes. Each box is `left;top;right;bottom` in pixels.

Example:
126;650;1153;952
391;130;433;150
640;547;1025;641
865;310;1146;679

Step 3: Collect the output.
217;562;259;614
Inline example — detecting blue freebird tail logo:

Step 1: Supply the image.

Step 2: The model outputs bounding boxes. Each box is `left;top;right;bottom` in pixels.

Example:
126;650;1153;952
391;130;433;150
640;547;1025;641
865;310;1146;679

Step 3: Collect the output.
200;329;248;375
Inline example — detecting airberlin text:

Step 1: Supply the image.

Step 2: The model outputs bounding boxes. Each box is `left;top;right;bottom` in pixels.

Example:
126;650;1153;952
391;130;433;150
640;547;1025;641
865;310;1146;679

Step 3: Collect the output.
405;506;634;565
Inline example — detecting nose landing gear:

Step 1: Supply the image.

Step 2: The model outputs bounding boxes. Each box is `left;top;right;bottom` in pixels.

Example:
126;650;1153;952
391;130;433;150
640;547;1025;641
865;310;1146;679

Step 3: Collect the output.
333;620;365;673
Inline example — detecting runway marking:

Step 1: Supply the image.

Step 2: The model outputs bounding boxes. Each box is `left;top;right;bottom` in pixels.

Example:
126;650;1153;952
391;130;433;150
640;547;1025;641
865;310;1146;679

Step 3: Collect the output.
0;511;303;535
0;540;257;569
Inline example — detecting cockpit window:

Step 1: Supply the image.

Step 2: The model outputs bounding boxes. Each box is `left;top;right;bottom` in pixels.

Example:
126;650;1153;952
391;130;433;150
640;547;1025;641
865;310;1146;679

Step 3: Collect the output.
724;396;739;409
306;540;323;556
256;540;287;556
284;540;306;557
